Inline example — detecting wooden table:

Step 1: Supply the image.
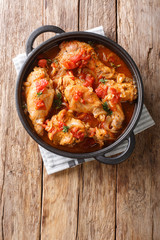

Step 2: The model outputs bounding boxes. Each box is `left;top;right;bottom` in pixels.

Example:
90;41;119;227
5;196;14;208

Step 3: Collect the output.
0;0;160;239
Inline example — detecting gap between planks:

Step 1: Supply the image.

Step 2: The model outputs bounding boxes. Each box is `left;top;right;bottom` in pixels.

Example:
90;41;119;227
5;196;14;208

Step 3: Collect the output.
39;0;118;238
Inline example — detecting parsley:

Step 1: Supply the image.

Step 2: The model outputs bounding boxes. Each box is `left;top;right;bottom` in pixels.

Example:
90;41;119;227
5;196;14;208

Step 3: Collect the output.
22;103;27;109
63;125;69;133
47;59;52;64
102;102;112;116
37;91;43;97
99;78;107;84
53;92;62;109
57;92;62;99
109;62;121;69
88;41;95;46
53;59;58;64
110;62;115;67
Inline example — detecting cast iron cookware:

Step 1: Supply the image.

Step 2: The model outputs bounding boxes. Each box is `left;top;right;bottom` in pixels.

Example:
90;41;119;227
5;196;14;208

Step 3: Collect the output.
15;25;143;164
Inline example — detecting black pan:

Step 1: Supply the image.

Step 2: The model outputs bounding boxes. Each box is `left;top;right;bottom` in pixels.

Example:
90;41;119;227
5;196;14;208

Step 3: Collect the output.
15;25;143;164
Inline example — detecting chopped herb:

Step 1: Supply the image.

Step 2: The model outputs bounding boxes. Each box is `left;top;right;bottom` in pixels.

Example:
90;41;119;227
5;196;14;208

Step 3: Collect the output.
37;91;43;97
57;92;62;99
88;41;95;46
110;62;115;67
102;102;112;115
47;59;52;64
63;125;69;133
53;92;62;109
99;78;107;84
109;61;121;69
53;59;58;64
22;103;27;109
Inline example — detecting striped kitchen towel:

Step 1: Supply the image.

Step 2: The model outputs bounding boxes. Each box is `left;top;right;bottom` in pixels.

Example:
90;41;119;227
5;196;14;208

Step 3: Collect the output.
13;26;155;174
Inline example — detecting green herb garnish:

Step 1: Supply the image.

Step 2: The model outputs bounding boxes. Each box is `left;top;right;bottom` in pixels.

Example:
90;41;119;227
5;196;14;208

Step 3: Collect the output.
47;59;52;64
57;92;62;99
37;91;43;97
63;125;69;133
53;92;62;109
102;102;112;116
22;103;27;109
109;62;121;69
53;59;58;64
110;62;115;67
99;78;107;84
88;41;95;46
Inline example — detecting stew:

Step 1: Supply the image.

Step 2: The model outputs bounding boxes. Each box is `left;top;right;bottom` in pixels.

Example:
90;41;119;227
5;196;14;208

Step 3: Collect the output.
22;40;137;153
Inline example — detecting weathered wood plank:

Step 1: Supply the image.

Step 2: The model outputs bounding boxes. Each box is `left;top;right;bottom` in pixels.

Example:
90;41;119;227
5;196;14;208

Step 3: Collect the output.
41;168;79;240
79;0;117;39
41;1;80;239
77;162;116;240
1;0;159;239
117;0;160;239
0;0;43;239
77;1;117;239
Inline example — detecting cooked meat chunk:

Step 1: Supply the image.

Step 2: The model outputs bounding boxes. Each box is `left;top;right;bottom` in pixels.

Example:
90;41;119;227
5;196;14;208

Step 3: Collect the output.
44;109;114;146
64;84;107;121
57;41;93;69
43;109;88;145
56;40;115;82
103;102;125;133
96;80;137;102
88;127;114;146
86;52;116;82
24;67;54;136
56;71;83;94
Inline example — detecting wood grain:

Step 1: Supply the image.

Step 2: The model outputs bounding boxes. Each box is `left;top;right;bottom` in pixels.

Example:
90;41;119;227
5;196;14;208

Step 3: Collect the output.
41;168;79;240
0;0;160;239
116;0;160;239
0;0;43;239
77;162;116;240
79;0;116;39
77;1;117;239
41;1;80;239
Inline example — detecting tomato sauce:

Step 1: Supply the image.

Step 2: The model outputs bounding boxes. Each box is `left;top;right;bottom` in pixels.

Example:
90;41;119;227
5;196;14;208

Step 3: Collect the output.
24;42;136;153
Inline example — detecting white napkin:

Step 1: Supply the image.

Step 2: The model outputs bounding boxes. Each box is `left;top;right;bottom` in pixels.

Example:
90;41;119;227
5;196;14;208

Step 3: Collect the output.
13;26;155;174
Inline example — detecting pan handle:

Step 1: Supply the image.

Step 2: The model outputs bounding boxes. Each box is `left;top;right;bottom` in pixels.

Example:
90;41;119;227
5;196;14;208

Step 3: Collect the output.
95;132;135;164
26;25;65;55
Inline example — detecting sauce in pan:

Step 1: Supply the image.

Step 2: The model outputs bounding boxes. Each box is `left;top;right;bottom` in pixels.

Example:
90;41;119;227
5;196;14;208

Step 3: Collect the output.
23;41;136;153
